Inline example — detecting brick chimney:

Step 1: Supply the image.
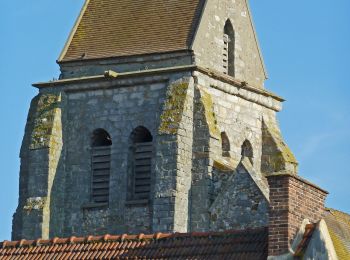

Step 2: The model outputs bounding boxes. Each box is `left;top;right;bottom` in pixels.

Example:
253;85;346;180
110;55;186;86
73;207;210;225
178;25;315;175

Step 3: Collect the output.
267;173;328;256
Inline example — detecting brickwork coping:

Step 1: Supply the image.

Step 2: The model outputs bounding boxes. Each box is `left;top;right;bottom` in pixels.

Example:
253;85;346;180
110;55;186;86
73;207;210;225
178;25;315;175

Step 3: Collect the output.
266;172;328;256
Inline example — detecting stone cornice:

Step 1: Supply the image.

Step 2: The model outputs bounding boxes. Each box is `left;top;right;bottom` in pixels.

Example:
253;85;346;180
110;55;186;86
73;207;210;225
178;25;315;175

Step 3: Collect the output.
33;65;284;109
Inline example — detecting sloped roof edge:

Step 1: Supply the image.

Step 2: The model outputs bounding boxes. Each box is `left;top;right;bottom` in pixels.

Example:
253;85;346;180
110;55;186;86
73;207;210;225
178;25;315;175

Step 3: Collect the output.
245;0;268;79
58;0;204;62
58;0;90;62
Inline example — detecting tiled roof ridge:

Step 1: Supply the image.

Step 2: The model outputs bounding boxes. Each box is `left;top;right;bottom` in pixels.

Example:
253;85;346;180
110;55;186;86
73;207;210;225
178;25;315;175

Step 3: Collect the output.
326;208;350;217
325;208;350;223
1;227;267;249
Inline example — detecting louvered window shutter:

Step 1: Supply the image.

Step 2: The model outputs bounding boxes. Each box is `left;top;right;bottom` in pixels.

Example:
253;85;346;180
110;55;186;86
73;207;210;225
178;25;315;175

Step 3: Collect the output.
223;34;229;75
133;142;152;200
91;146;111;203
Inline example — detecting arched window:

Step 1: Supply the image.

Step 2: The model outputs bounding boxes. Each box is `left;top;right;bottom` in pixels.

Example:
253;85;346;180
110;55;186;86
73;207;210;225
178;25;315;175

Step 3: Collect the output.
221;132;230;157
223;20;235;77
241;140;253;164
130;126;153;200
91;129;112;204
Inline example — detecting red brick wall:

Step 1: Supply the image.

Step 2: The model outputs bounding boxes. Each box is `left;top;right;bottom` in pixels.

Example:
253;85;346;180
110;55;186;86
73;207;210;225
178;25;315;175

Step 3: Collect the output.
267;174;328;256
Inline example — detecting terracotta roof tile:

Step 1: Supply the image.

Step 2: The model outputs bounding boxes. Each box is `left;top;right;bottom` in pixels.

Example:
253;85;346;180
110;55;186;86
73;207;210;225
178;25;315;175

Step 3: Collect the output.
60;0;205;62
0;228;267;259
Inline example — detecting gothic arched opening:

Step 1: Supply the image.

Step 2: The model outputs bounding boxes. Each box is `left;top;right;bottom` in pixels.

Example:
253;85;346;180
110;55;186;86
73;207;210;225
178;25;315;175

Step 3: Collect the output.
91;128;112;204
221;132;230;157
129;126;153;200
241;139;253;164
223;20;235;77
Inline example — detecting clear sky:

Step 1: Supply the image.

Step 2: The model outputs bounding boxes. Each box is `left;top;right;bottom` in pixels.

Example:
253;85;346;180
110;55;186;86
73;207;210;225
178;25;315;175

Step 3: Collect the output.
0;0;349;241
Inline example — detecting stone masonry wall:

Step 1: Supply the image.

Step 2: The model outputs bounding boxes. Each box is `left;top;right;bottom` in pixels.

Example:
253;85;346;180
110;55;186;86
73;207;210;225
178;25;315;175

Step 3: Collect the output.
209;163;269;231
59;51;193;79
60;75;171;237
192;0;266;88
13;0;302;241
153;77;194;233
189;71;285;232
13;70;196;239
14;67;292;239
12;93;63;240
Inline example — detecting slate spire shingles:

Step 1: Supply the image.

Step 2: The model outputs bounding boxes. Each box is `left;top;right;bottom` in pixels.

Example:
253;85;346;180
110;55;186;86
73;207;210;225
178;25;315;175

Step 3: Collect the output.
59;0;205;62
0;228;268;259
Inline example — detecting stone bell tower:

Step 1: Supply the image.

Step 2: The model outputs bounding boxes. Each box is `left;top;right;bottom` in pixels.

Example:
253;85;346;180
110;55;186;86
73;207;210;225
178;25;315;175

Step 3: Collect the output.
13;0;298;240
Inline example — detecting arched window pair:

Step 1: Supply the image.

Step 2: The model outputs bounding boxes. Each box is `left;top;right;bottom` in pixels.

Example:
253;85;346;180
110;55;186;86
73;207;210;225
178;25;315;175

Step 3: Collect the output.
223;20;235;77
90;126;153;205
220;132;253;163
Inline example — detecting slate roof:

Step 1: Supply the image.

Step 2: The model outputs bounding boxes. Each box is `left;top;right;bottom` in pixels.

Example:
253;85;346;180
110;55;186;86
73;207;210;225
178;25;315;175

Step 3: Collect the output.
59;0;205;62
324;208;350;259
0;228;267;259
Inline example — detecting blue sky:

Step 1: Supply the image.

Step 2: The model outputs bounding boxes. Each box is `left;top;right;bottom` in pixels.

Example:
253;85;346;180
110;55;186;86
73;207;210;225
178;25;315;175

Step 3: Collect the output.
0;0;349;241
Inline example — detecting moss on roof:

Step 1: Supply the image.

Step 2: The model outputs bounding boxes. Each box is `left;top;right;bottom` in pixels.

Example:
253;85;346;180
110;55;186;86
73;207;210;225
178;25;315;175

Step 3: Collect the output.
324;208;350;259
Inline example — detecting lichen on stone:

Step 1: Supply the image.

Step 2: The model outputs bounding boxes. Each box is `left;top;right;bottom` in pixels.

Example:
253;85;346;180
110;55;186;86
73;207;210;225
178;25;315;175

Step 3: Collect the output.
262;118;298;174
213;158;235;172
30;93;61;149
266;122;296;164
159;81;189;135
199;88;221;140
23;197;47;212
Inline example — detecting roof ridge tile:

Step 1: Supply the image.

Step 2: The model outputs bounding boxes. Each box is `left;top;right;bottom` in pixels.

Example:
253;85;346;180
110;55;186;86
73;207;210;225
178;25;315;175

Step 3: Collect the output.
1;227;268;249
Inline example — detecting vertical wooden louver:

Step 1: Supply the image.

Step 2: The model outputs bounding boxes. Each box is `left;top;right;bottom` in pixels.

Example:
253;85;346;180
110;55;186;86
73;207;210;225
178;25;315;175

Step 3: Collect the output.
129;126;153;201
223;34;229;75
133;142;152;200
91;146;111;203
91;128;112;205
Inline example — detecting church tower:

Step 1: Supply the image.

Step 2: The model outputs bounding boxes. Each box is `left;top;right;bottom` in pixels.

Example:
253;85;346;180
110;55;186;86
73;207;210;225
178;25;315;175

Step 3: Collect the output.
12;0;298;240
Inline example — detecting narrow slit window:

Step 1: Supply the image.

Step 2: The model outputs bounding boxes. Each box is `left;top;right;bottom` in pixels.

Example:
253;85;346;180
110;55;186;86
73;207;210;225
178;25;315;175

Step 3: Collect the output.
130;126;153;200
223;34;229;74
224;20;235;77
221;132;230;157
91;129;112;204
241;140;253;164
